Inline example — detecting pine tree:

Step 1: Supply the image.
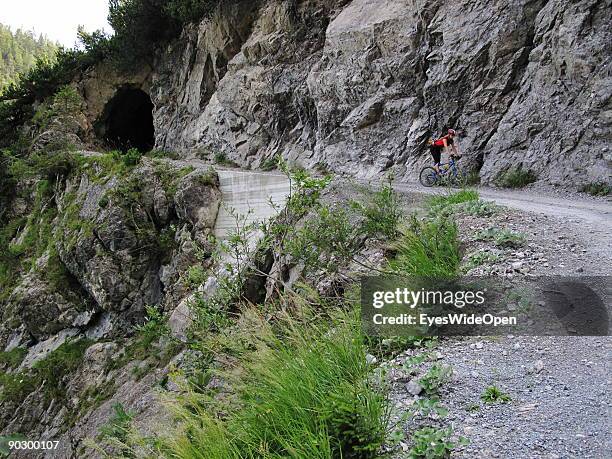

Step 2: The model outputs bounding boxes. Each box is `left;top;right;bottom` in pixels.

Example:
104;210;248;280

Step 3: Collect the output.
0;24;59;92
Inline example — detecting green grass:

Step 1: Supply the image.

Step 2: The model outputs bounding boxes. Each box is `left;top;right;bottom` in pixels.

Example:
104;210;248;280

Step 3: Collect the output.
214;152;238;167
160;306;390;459
0;347;27;369
427;190;499;218
98;403;134;443
581;182;611;196
0;338;91;405
496;167;537;188
427;189;479;211
389;216;461;278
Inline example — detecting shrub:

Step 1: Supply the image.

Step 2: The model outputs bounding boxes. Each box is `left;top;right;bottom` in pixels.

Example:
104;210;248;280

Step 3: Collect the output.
581;182;611;197
286;204;357;274
122;148;142;167
351;183;402;239
260;155;280;171
98;195;109;208
184;264;207;289
389;216;461;278
496;167;537;188
0;372;35;404
213;151;238;167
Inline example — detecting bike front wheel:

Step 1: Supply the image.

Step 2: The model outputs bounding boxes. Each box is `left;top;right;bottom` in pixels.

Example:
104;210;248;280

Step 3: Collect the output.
419;167;438;187
450;167;466;186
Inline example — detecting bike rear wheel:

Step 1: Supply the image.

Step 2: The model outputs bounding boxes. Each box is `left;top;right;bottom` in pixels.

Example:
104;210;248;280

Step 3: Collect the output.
419;167;438;187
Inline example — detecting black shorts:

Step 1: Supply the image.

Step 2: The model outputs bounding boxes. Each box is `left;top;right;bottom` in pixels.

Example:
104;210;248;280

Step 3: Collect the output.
429;145;442;164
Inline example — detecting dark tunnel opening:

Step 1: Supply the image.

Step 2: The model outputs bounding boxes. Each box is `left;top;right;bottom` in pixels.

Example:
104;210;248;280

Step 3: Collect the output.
96;87;155;152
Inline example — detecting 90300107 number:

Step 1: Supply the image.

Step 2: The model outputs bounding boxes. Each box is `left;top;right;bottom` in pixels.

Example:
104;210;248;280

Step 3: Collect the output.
8;440;59;450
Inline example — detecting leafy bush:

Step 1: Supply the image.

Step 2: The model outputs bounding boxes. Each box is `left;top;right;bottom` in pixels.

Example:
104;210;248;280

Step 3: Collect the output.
213;151;238;167
481;385;511;403
0;372;35;404
409;427;466;459
455;199;499;217
581;182;611;196
389;216;461;278
418;364;453;395
496;167;537;188
286;204;357;274
121;148;142;167
462;251;501;272
475;228;525;248
183;264;207;289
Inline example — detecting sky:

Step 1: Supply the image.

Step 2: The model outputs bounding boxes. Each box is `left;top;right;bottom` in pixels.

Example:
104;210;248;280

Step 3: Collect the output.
1;0;111;47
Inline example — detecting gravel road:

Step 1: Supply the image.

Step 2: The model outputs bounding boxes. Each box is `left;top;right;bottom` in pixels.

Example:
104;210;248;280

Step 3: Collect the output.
382;182;612;458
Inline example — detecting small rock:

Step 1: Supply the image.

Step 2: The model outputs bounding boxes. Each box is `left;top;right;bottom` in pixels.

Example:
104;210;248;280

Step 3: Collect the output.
513;343;521;350
511;261;524;270
406;379;423;396
475;342;484;349
366;354;377;365
534;360;545;373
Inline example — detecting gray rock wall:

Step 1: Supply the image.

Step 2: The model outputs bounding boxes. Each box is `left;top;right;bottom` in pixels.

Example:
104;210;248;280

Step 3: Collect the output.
151;0;611;187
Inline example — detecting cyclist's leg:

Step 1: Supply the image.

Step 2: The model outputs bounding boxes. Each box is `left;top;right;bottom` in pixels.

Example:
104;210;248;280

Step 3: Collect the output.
430;146;442;173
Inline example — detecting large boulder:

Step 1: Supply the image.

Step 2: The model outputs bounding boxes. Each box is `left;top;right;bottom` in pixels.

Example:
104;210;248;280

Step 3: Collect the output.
54;158;221;320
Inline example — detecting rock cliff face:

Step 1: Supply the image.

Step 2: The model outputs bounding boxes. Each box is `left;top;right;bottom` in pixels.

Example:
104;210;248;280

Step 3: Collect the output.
149;0;611;186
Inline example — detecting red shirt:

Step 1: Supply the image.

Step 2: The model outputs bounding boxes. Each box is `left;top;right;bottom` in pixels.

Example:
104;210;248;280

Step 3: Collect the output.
433;135;454;147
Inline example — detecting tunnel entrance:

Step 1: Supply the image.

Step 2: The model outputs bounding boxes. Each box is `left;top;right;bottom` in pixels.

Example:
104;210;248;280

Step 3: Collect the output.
96;87;154;152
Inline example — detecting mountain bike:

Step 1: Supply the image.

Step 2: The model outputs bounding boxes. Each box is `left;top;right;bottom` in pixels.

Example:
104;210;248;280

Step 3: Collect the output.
419;155;465;187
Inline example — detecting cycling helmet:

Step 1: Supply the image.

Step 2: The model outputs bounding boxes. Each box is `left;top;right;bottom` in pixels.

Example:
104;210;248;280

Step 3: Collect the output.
448;129;457;136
